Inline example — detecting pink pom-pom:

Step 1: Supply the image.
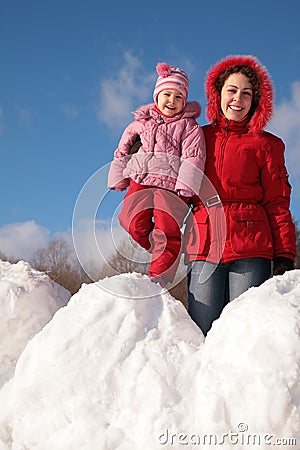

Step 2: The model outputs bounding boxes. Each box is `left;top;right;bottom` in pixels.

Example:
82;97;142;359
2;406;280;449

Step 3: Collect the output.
156;62;171;77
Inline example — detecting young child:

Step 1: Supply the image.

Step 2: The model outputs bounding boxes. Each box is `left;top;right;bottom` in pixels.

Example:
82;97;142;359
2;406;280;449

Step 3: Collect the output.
108;62;206;286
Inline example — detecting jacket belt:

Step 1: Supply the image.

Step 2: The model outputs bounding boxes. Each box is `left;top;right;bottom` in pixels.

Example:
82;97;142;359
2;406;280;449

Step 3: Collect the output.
205;195;258;208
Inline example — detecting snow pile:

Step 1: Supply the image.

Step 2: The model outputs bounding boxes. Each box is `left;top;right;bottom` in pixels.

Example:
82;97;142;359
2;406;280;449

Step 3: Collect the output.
0;260;70;389
196;274;300;443
0;262;299;449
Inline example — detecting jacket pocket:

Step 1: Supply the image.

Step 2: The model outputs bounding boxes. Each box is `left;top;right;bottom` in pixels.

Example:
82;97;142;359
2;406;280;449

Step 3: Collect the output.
184;209;210;255
230;209;273;254
123;152;153;183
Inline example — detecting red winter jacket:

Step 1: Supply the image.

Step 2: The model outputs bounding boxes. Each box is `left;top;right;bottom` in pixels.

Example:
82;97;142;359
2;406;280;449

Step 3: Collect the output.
184;55;296;264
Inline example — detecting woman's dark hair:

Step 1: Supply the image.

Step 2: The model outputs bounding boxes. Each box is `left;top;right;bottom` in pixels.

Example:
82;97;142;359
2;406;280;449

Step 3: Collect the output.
215;65;261;118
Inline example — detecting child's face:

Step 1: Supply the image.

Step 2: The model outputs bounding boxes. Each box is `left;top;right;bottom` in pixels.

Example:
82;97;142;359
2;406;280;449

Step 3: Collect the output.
157;89;185;116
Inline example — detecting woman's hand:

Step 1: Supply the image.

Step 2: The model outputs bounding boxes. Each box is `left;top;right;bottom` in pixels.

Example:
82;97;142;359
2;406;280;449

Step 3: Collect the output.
273;257;294;276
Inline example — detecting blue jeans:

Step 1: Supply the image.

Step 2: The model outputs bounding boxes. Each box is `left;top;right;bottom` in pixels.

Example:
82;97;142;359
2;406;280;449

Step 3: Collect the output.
187;258;271;336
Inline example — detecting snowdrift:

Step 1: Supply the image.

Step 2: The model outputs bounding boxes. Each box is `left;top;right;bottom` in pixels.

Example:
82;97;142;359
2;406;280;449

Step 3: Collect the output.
0;261;299;450
0;260;70;389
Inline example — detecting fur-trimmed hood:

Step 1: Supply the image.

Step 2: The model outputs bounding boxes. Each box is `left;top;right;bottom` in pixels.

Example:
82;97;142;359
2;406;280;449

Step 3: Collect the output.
205;55;273;134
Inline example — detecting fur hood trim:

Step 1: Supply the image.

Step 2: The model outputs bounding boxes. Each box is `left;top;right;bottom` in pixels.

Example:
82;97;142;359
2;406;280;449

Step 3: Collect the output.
205;55;273;134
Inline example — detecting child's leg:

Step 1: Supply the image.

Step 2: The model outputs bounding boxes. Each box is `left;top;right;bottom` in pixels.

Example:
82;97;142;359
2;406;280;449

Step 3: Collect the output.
149;189;190;283
118;180;154;250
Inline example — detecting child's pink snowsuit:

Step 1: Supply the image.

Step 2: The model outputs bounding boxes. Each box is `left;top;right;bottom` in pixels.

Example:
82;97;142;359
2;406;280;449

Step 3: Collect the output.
108;102;206;283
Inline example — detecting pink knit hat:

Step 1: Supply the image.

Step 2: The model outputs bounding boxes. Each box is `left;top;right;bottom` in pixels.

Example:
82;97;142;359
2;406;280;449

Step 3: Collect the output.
153;62;189;105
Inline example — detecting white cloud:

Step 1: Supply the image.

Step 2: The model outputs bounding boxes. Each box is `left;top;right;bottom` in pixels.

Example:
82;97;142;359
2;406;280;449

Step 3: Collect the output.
97;51;154;131
268;81;300;178
60;104;79;119
267;81;300;218
71;218;129;279
0;219;124;273
0;221;50;263
14;103;36;126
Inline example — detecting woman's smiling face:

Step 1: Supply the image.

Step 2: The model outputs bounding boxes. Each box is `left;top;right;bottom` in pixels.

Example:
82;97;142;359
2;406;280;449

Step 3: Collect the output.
221;72;253;121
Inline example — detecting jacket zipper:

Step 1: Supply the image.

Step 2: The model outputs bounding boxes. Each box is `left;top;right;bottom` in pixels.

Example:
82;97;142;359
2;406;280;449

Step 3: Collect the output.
218;119;229;176
216;119;229;263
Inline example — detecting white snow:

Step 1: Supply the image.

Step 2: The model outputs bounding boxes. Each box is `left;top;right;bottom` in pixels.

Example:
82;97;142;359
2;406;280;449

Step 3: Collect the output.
0;260;299;450
0;261;70;388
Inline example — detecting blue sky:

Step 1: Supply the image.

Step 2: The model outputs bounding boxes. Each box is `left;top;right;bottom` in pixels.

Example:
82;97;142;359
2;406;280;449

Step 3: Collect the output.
1;0;300;258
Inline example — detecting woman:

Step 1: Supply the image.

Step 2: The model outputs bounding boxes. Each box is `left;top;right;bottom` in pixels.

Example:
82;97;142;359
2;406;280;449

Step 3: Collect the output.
184;55;296;336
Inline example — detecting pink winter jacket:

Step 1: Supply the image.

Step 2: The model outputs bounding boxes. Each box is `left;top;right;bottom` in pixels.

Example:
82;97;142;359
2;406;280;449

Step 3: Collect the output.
107;102;206;195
